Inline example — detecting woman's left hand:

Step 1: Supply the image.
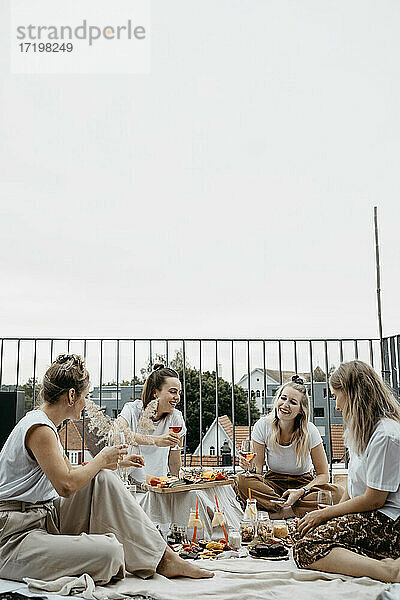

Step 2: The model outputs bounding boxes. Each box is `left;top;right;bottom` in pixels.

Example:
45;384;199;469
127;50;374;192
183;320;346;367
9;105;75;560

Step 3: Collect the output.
297;508;329;536
281;488;305;507
119;454;145;468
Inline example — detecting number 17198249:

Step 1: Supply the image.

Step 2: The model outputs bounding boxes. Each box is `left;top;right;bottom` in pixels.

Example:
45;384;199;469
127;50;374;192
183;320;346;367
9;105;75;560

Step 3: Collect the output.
19;42;73;52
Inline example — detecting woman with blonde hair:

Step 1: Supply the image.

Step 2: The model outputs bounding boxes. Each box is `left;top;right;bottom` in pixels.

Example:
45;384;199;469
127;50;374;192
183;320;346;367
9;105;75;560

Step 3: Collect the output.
0;355;213;583
294;360;400;582
236;375;343;518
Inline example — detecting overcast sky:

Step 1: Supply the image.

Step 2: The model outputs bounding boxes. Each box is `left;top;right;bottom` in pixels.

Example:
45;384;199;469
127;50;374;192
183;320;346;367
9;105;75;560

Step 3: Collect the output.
1;0;399;344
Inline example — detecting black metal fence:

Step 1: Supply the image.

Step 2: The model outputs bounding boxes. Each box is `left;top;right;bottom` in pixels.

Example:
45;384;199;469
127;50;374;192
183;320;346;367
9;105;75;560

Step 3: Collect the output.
0;336;399;471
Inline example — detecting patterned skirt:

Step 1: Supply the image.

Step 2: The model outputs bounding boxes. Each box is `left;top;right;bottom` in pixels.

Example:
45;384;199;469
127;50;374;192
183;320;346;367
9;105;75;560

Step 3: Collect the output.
293;509;400;568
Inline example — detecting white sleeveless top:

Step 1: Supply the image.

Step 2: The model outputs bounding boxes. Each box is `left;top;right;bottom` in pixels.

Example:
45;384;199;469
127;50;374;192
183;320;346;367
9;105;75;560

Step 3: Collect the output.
0;409;62;503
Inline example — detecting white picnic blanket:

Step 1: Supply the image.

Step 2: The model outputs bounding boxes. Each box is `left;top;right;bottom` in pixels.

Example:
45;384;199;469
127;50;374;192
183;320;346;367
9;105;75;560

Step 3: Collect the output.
25;556;388;600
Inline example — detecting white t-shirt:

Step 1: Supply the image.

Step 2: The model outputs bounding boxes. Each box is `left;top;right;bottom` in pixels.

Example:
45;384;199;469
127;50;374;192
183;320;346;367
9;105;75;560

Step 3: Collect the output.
0;409;62;503
348;418;400;520
120;400;187;483
251;418;323;475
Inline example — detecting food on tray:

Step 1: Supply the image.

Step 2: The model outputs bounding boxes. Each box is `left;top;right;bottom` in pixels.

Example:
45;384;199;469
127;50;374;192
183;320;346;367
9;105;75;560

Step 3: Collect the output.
249;540;289;559
206;541;224;550
147;469;228;489
147;476;179;488
173;538;230;559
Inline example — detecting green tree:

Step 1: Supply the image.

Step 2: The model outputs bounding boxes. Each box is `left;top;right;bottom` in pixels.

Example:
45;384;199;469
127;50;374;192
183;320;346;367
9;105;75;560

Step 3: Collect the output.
18;378;41;414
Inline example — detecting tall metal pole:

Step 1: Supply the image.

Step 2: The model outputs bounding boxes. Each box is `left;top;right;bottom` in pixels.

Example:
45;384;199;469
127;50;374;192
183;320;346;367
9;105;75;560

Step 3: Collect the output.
374;206;385;379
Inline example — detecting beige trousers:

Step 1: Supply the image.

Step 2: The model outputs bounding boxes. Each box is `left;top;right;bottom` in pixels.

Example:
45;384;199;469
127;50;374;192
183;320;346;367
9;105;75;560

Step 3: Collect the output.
235;471;344;517
0;470;166;584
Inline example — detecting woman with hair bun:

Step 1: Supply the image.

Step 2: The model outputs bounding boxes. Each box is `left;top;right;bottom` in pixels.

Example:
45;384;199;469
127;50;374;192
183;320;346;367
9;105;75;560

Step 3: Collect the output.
294;360;400;582
0;355;213;583
236;375;343;518
119;364;186;483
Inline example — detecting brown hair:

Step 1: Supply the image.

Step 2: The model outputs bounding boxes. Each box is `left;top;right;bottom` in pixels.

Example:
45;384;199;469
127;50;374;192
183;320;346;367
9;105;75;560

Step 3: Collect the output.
330;360;400;454
142;363;179;410
266;375;311;466
40;354;89;405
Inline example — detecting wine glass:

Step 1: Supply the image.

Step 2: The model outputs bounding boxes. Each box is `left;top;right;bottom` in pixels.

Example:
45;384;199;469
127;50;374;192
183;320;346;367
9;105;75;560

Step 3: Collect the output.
169;424;183;450
240;439;256;476
107;431;127;486
317;490;333;510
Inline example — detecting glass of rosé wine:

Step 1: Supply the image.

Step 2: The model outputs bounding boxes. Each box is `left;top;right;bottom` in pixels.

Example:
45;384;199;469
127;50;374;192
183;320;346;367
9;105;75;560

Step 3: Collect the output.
240;439;256;476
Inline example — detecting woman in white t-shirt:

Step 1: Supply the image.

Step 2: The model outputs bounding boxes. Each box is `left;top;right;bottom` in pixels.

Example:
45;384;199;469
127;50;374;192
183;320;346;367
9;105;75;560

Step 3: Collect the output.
119;364;186;483
294;360;400;583
236;375;343;518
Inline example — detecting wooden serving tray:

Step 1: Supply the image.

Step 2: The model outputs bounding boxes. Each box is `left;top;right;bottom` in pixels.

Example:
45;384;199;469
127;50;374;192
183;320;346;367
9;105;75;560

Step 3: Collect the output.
145;478;235;494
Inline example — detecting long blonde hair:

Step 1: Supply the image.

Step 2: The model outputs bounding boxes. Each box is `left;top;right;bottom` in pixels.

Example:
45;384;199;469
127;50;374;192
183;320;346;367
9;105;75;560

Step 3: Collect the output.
330;360;400;455
266;376;311;466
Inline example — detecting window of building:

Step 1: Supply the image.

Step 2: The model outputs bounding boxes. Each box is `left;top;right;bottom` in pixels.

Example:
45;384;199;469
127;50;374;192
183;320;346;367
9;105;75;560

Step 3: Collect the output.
256;390;260;397
112;409;118;418
251;390;255;399
256;378;260;382
210;446;215;456
271;388;278;396
262;390;265;397
68;451;82;465
314;407;324;418
323;387;327;398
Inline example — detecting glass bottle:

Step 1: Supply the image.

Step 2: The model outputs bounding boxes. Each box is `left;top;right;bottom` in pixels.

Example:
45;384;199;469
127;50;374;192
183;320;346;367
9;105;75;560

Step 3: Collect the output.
211;509;228;541
187;507;203;543
244;498;257;521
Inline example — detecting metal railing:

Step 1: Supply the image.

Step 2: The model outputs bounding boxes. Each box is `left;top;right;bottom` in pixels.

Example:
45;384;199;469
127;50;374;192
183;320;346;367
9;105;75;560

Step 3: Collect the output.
1;336;399;472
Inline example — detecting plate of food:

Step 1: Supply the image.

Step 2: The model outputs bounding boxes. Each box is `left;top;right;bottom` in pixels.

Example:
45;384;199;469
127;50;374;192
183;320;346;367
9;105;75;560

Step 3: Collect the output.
249;540;289;561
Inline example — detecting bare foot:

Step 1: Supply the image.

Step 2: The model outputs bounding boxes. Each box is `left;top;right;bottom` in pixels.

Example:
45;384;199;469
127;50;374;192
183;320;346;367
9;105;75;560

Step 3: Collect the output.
157;547;214;579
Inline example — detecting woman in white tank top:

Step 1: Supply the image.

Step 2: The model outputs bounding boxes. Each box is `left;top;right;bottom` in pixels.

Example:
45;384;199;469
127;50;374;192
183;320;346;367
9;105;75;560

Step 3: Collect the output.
0;354;213;584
